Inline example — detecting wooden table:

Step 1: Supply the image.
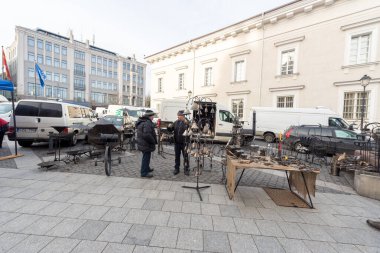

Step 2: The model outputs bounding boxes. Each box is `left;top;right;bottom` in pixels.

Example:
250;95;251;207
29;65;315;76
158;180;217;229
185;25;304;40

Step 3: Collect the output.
226;155;319;208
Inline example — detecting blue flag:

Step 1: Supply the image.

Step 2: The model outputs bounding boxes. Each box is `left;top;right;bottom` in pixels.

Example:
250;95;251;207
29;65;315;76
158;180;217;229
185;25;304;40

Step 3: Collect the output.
35;63;46;87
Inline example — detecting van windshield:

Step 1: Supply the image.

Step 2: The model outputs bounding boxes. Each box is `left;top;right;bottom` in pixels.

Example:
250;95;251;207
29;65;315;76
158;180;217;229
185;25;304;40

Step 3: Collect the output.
329;117;350;129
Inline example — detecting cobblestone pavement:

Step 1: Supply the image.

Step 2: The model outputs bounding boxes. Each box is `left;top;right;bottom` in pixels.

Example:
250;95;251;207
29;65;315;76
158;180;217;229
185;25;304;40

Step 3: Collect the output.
27;140;355;195
0;167;379;253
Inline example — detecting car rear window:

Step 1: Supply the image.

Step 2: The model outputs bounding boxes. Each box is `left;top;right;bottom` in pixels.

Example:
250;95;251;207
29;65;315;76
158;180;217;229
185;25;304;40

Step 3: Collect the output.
15;101;39;116
39;103;62;117
297;127;309;136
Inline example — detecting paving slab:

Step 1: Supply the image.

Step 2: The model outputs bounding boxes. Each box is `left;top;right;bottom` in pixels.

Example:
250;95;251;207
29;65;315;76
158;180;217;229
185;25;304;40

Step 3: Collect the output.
203;230;231;253
97;222;132;243
176;228;203;251
70;240;108;253
7;234;53;253
149;226;179;248
102;242;135;253
123;224;156;245
228;233;258;253
45;218;86;237
167;212;191;228
70;220;109;240
39;237;80;253
0;232;28;252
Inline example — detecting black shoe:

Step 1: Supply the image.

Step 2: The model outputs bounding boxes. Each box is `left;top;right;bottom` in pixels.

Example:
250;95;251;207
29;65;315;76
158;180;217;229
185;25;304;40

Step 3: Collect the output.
141;173;153;178
149;168;154;172
184;170;190;176
173;169;179;175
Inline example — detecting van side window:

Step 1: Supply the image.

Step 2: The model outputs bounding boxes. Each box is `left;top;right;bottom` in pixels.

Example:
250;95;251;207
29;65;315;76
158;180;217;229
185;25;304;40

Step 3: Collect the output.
219;110;234;123
40;103;62;117
297;127;309;136
15;102;39;116
68;106;82;118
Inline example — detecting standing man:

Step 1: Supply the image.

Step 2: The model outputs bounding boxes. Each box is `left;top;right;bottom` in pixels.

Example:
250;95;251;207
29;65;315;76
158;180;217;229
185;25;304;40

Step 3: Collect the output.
173;110;190;176
136;110;157;178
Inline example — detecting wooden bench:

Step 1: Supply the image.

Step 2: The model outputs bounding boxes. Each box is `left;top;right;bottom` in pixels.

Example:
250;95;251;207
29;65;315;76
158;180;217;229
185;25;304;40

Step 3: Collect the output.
226;155;319;208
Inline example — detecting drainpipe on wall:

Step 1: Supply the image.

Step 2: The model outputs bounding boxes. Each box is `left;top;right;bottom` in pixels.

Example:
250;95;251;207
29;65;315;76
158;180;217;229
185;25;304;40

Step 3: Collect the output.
189;40;196;96
258;12;265;106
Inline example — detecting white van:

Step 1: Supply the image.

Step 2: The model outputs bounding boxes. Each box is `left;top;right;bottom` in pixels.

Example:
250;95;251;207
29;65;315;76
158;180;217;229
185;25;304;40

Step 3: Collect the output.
154;99;254;143
8;99;94;147
246;107;352;142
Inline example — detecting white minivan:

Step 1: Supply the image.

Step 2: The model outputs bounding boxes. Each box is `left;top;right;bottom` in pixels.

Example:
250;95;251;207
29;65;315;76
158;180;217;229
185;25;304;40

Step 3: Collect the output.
8;99;94;147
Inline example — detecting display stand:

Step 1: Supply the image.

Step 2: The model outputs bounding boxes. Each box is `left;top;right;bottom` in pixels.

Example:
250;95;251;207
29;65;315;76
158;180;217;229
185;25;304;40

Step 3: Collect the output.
181;96;216;201
51;126;67;161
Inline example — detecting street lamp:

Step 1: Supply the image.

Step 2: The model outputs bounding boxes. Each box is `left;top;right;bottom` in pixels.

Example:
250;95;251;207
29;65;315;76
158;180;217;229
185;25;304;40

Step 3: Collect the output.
359;74;371;132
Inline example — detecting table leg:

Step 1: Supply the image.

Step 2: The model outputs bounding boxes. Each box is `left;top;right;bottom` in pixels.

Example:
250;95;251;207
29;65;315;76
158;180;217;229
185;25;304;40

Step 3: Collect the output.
226;158;236;200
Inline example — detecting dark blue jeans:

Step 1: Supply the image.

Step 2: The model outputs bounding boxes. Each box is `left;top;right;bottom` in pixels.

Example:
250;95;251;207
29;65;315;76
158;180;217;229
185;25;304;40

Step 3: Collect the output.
141;151;151;176
174;143;189;171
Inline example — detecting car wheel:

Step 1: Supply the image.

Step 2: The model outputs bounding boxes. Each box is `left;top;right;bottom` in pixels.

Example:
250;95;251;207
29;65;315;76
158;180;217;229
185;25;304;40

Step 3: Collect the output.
18;140;33;147
70;133;78;146
263;133;275;143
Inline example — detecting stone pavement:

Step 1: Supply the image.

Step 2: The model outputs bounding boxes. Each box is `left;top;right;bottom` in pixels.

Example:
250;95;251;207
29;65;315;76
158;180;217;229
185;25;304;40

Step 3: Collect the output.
0;165;380;253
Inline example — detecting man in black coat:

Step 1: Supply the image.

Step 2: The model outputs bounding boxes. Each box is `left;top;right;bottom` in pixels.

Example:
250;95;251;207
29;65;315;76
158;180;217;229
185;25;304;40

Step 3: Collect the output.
136;110;157;178
173;110;190;176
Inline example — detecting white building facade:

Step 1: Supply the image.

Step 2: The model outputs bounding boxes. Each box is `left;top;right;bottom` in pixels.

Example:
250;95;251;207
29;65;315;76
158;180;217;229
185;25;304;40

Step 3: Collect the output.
146;0;380;125
6;26;146;107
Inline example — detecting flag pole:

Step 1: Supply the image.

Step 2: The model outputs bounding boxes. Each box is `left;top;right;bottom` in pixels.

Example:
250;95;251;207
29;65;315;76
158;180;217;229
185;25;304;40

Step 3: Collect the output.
34;61;37;99
1;46;4;80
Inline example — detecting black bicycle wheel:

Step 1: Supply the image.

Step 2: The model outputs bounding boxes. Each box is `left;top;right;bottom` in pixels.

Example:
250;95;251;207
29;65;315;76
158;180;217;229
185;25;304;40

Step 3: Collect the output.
104;145;112;176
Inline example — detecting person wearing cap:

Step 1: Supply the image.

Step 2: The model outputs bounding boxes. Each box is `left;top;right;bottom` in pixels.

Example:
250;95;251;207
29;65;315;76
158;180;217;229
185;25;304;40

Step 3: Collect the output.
136;110;157;178
173;110;190;175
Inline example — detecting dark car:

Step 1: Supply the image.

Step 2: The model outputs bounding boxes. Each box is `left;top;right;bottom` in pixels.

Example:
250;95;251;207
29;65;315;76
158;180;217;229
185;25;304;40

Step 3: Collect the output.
283;125;361;155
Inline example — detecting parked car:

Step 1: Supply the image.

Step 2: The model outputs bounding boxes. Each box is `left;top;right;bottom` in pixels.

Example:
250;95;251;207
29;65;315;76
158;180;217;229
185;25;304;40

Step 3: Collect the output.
283;125;361;155
0;102;13;122
101;115;134;140
8;100;94;147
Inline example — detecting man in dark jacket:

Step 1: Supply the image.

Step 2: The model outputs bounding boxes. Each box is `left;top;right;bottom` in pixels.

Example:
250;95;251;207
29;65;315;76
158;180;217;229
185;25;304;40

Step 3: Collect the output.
136;110;157;178
173;110;190;175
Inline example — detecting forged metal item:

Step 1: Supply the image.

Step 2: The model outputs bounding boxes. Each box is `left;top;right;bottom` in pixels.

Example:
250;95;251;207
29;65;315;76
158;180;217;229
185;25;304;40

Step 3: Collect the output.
87;119;123;176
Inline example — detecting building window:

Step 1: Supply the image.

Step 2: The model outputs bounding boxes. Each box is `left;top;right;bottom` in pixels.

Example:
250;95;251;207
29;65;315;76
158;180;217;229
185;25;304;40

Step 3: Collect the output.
91;67;96;75
108;71;112;78
74;63;85;76
97;56;102;64
27;83;43;97
74;78;85;89
28;68;34;78
91;55;96;63
103;70;107;77
204;67;212;86
281;49;295;75
343;91;370;120
54;73;60;82
62;46;67;56
62;74;67;84
232;99;244;119
103;57;107;66
178;73;185;90
61;60;67;69
234;60;245;82
28;52;35;61
277;96;294;108
127;63;130;71
108;59;112;67
54;44;60;54
349;33;371;65
113;72;118;79
46;71;52;80
91;92;106;103
74;90;85;102
74;50;85;60
37;39;43;49
45;42;52;52
37;54;43;64
27;36;35;47
158;78;163;92
54;58;60;68
46;56;52;66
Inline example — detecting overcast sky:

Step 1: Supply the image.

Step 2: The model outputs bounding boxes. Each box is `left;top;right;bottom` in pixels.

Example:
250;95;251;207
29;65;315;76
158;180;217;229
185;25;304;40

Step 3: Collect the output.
1;0;290;61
